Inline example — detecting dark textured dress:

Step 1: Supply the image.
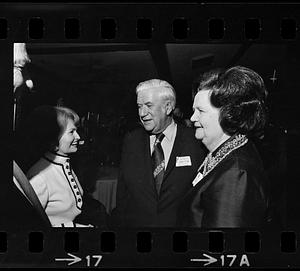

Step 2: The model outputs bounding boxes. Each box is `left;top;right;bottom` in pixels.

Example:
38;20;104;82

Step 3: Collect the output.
177;134;270;228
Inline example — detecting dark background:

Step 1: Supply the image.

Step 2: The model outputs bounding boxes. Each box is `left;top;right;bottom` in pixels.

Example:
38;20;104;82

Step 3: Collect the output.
20;43;300;122
14;43;300;229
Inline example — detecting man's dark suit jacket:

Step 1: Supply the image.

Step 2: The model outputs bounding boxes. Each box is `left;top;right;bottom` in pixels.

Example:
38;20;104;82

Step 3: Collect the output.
177;140;271;228
112;123;206;227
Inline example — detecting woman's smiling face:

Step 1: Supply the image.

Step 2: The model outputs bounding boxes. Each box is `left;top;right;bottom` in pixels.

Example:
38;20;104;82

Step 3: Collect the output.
190;89;227;152
57;119;80;155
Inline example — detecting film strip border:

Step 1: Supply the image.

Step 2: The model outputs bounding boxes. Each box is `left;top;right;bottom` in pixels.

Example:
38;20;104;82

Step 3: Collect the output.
1;230;298;253
0;229;299;267
1;2;300;268
0;3;300;42
0;16;298;41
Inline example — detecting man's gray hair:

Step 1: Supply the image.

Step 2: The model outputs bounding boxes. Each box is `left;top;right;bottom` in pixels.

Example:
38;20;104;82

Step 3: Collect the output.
136;79;176;109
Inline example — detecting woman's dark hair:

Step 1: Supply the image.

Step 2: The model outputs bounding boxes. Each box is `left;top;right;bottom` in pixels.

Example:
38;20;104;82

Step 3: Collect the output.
15;105;79;171
197;66;268;138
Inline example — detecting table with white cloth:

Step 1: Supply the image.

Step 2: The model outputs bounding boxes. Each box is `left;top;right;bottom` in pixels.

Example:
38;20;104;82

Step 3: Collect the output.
91;166;118;214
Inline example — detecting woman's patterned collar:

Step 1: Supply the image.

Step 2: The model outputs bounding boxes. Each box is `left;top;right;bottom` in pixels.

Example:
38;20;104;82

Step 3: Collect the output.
199;134;248;177
44;151;70;165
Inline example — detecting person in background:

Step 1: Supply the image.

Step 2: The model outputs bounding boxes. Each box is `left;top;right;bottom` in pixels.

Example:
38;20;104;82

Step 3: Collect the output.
13;43;33;92
112;79;206;227
3;43;52;230
177;66;271;228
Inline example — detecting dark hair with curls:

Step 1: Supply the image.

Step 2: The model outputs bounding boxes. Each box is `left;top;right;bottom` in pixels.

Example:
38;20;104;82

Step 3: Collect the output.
196;66;268;138
15;105;80;171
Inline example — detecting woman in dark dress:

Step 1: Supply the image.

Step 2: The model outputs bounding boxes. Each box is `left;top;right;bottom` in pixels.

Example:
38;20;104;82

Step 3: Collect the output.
177;66;271;228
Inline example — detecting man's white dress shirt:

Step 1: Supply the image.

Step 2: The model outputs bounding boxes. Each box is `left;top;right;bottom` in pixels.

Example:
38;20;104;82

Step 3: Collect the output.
150;120;177;169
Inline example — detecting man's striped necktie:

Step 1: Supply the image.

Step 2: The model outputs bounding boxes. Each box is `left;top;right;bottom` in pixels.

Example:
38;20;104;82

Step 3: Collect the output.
152;133;165;195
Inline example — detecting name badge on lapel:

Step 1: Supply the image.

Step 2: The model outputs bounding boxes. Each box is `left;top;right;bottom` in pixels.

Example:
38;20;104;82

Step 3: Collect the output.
192;171;204;187
176;156;192;167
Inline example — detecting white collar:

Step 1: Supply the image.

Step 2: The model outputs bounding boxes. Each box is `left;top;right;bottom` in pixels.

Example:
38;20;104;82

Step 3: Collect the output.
150;120;177;142
44;151;70;165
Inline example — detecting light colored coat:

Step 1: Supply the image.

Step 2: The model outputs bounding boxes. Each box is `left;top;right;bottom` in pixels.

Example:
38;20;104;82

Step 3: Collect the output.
27;152;83;227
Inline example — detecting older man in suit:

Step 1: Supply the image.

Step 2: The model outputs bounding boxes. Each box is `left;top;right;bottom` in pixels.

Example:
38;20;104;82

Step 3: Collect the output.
112;79;206;227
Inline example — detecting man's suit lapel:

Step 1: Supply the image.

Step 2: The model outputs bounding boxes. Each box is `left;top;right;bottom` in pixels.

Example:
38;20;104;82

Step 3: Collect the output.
163;124;185;181
139;130;157;196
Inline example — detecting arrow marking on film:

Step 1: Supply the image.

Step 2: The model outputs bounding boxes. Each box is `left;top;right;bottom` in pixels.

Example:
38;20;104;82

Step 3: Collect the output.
55;253;82;266
190;253;218;266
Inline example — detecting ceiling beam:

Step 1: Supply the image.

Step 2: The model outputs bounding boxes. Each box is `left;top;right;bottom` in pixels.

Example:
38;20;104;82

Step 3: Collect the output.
226;42;252;68
148;43;173;84
191;54;215;71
